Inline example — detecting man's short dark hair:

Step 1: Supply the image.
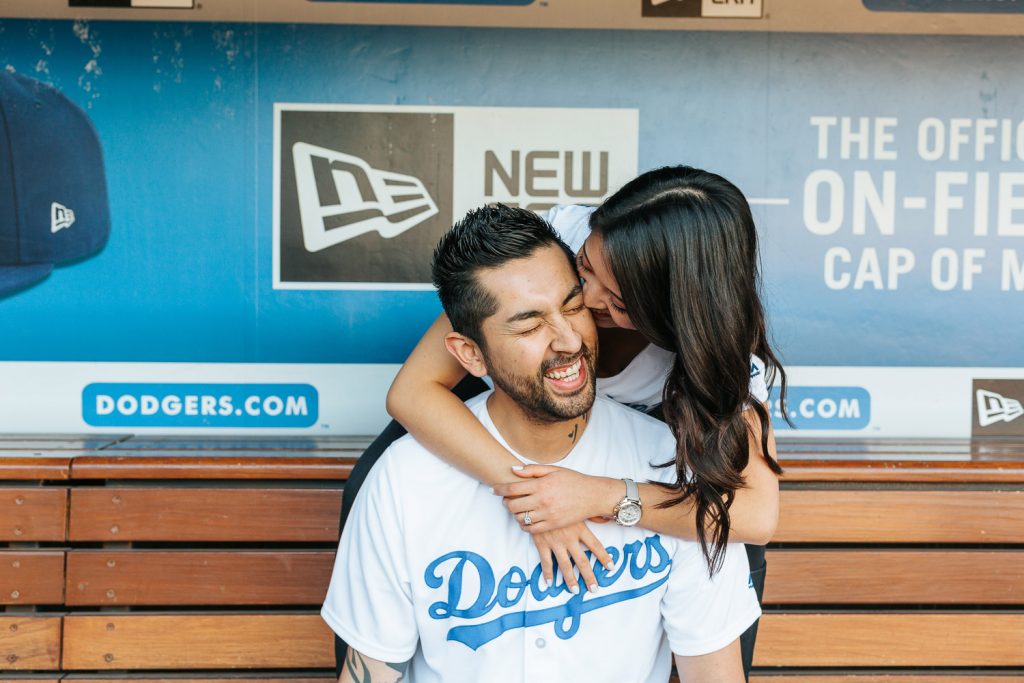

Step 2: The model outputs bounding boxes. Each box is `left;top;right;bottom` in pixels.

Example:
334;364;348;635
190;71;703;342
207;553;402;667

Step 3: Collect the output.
431;204;574;345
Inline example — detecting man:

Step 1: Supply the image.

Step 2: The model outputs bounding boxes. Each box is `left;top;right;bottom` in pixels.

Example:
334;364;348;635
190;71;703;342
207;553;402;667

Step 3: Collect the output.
321;205;759;682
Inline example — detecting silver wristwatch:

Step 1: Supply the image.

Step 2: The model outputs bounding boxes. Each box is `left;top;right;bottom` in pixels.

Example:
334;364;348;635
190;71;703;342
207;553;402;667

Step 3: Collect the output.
612;478;642;526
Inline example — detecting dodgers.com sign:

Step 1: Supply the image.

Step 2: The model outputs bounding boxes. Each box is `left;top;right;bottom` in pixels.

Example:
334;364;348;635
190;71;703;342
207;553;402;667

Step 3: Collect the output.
770;386;871;431
83;383;319;428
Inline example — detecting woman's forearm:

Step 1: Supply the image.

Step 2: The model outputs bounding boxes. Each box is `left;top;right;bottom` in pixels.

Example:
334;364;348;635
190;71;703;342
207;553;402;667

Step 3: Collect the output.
589;408;781;545
390;380;523;485
386;313;522;486
636;459;778;544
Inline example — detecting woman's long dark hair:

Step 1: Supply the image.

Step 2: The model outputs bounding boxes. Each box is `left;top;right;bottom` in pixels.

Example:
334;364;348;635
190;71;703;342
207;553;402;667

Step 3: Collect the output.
590;165;787;574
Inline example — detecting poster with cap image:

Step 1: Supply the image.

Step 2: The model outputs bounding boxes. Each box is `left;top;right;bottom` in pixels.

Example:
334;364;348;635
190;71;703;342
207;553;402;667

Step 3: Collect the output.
0;71;110;297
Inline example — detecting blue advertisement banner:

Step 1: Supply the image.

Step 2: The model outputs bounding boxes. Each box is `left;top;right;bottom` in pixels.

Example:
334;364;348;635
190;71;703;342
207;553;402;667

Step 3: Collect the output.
0;20;1021;369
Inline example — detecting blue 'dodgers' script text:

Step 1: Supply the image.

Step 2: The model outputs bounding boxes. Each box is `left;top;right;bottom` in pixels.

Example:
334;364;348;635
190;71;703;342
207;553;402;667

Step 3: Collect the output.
424;534;672;650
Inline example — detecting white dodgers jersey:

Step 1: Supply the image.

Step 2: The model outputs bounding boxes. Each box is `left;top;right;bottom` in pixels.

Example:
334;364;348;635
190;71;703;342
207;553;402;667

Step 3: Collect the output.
322;394;759;682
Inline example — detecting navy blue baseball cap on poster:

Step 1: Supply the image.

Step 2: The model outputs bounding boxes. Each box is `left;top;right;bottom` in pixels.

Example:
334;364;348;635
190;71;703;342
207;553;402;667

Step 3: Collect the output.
0;71;110;296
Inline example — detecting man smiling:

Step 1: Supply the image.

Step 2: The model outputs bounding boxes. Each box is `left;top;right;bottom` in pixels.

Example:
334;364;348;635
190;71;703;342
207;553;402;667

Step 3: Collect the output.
321;204;759;683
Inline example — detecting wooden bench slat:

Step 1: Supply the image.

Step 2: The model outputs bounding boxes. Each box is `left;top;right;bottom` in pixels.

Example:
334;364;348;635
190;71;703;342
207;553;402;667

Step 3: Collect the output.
0;552;65;605
65;456;1024;483
755;613;1024;666
0;616;62;670
62;614;333;670
780;460;1024;483
776;438;1024;453
103;436;370;450
763;549;1024;604
70;456;355;481
775;490;1024;543
69;488;342;542
66;551;334;606
0;489;68;542
0;436;123;450
775;439;1024;484
0;456;72;481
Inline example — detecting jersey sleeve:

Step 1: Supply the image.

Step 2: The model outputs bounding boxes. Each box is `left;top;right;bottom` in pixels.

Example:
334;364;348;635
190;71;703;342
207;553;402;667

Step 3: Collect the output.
748;354;769;404
321;449;418;663
659;541;761;656
543;204;596;253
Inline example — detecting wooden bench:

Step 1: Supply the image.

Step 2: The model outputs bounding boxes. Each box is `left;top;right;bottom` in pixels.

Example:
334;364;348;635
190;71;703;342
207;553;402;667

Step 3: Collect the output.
756;441;1024;674
1;435;1023;680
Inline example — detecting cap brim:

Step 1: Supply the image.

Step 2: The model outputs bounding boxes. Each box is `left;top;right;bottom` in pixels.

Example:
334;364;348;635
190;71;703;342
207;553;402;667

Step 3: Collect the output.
0;263;53;297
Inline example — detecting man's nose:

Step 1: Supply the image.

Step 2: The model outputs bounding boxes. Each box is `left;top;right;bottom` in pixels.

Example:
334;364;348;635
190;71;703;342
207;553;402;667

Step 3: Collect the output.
550;315;583;354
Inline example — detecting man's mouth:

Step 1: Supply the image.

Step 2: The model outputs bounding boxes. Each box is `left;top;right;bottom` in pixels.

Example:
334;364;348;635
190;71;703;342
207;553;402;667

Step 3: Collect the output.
543;357;585;390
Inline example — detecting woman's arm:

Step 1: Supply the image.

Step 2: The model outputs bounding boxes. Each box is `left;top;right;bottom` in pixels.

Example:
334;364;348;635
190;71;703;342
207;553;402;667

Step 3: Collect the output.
637;407;779;544
496;406;781;545
386;313;614;589
639;418;779;544
386;313;521;486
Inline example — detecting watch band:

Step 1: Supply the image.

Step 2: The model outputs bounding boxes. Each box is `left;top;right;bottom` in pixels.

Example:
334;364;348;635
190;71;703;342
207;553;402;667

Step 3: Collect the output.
613;478;643;526
623;478;639;503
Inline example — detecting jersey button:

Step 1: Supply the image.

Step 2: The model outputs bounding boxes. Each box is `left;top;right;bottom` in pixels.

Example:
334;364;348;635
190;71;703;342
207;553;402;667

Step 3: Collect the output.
535;637;546;649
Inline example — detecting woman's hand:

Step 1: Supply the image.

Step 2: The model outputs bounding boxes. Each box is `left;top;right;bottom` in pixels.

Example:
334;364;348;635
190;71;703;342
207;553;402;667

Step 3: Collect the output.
526;523;614;594
492;465;621;591
492;464;620;533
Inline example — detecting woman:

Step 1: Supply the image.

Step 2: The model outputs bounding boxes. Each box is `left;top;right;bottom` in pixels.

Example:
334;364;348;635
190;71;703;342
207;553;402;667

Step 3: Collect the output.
337;166;786;677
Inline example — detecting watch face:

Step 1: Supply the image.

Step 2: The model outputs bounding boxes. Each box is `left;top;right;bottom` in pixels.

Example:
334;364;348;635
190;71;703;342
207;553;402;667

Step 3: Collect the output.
617;502;642;526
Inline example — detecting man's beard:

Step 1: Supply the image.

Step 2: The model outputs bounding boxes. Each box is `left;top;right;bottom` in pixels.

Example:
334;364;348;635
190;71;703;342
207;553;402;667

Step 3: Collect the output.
485;343;597;424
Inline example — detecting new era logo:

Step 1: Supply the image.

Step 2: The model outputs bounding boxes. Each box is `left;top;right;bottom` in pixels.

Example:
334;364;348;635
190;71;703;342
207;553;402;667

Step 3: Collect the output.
976;389;1024;427
274;105;635;289
972;380;1024;437
275;108;455;287
292;143;439;253
51;202;75;233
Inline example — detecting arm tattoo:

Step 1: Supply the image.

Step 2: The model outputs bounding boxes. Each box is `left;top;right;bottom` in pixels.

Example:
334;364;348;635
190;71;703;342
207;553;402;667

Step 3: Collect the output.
387;661;410;681
345;649;371;683
343;648;410;683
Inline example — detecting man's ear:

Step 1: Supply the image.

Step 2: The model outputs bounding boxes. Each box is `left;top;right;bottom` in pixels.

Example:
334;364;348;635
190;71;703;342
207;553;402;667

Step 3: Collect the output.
444;332;488;378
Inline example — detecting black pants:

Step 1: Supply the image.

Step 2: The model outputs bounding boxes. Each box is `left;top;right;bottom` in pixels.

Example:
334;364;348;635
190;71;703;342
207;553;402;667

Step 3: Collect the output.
334;376;765;680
